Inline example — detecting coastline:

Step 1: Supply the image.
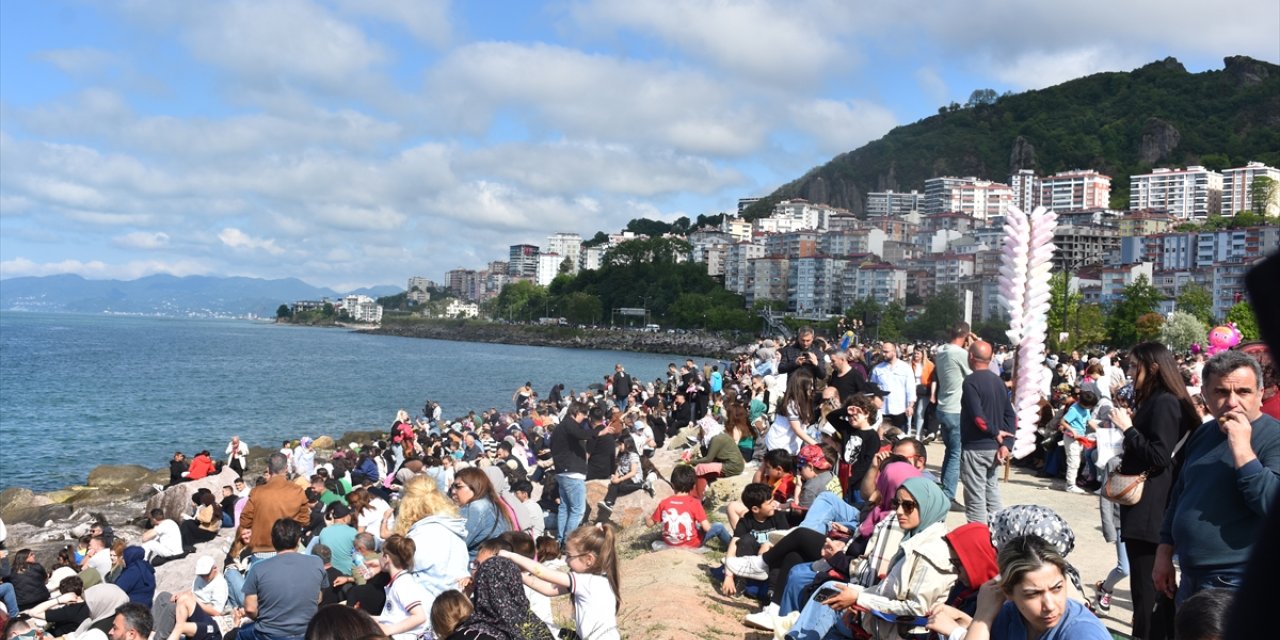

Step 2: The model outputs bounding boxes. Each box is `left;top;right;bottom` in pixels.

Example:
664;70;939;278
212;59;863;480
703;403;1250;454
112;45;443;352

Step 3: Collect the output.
357;318;747;359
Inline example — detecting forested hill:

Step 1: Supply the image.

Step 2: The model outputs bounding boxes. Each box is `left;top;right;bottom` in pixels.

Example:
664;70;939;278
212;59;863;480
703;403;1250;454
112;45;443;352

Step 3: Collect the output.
744;56;1280;218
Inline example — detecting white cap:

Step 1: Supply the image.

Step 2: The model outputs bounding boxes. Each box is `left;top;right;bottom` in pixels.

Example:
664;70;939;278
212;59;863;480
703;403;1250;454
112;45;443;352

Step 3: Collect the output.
194;556;215;575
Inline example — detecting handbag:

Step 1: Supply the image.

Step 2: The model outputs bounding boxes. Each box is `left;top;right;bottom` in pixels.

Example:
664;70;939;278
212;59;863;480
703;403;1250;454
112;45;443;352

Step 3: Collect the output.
1103;431;1190;506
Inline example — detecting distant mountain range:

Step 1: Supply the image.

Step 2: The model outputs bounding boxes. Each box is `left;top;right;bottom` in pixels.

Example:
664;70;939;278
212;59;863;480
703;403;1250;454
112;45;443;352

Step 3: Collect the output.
744;55;1280;217
0;274;403;318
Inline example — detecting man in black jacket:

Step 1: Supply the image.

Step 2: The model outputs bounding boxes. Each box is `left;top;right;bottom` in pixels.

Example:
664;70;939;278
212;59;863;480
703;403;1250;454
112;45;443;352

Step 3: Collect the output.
778;327;826;378
550;402;594;542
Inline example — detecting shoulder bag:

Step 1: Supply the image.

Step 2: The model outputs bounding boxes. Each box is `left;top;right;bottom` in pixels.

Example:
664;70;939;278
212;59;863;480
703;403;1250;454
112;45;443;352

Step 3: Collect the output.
1102;430;1191;506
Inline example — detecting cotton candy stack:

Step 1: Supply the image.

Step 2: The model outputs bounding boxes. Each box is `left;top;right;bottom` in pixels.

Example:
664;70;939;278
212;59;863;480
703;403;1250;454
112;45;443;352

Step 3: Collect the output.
998;206;1059;458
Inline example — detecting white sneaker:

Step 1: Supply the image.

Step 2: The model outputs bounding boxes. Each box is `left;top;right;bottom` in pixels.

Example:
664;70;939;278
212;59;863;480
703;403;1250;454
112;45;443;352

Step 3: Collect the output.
773;610;800;639
1065;485;1087;494
725;555;769;581
744;603;780;630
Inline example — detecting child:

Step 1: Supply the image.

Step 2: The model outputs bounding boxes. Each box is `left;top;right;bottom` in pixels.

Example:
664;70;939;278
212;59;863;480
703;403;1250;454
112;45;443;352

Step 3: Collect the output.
1059;389;1099;494
502;531;557;636
790;444;837;525
429;589;473;639
596;438;644;520
377;534;430;640
725;448;796;531
499;525;621;640
720;483;789;597
649;465;731;550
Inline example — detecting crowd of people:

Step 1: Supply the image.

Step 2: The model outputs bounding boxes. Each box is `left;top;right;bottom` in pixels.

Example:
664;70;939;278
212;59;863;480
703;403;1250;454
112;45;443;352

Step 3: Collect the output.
2;321;1278;640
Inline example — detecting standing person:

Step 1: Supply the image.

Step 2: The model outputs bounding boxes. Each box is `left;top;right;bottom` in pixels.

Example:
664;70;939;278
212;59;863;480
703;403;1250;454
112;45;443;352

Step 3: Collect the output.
611;365;632;409
1106;342;1199;640
778;327;826;379
934;324;973;503
238;453;311;558
959;340;1016;525
1152;351;1280;605
550;403;594;542
226;436;249;478
826;347;867;404
764;369;820;454
909;348;934;439
292;438;317;481
870;342;915;430
238;519;327;640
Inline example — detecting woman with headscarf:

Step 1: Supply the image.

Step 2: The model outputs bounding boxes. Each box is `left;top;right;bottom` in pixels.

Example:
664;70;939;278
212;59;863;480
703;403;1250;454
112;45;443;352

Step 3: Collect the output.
787;478;956;640
448;556;554;640
294;437;318;478
112;547;155;606
75;582;130;636
687;414;745;501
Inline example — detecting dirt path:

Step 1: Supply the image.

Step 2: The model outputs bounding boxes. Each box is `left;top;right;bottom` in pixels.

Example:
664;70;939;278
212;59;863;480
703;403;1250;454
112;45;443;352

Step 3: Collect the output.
611;439;1135;639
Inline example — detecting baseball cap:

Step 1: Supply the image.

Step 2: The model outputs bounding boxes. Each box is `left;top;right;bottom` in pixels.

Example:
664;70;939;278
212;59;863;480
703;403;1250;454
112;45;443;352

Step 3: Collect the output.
861;381;890;398
797;444;832;470
194;556;215;575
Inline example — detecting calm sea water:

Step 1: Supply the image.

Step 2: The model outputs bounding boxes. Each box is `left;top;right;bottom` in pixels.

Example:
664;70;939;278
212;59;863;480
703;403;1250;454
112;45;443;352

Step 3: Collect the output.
0;312;687;492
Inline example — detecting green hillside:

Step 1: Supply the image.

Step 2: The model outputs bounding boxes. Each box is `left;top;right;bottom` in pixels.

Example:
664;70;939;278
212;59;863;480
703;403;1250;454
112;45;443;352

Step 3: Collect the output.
744;56;1280;218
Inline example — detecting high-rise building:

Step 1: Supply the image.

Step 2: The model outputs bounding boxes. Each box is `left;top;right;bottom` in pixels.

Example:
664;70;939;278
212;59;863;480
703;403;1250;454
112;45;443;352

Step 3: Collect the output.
544;233;583;274
1040;170;1111;212
1009;170;1040;212
406;276;433;304
1129;166;1223;219
923;177;1012;220
536;252;563;286
508;244;540;278
1221;161;1280;216
865;190;922;217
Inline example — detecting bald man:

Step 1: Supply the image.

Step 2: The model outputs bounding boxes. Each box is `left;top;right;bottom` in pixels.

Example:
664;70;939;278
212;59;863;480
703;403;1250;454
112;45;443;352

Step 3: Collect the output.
958;340;1016;524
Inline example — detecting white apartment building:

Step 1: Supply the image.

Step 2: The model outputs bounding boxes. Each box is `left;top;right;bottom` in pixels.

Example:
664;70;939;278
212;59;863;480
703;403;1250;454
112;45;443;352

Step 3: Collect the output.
444;299;480;319
923;176;1012;221
1040;170;1111;212
865;190;922;217
849;263;907;303
535;252;563;286
720;215;754;242
821;228;886;258
580;245;606;271
406;276;432;304
545;233;582;274
1009;170;1040;212
341;295;383;324
1221;161;1280;216
725;242;765;294
1129;166;1223;219
1099;262;1154;304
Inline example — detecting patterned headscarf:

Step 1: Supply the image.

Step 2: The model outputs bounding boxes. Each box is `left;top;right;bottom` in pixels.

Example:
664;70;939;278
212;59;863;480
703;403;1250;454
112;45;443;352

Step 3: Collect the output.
454;557;554;640
988;504;1085;598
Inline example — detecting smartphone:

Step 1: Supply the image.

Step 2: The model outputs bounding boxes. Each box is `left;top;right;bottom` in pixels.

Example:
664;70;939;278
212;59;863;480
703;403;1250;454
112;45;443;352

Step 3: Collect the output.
814;586;842;603
868;609;930;626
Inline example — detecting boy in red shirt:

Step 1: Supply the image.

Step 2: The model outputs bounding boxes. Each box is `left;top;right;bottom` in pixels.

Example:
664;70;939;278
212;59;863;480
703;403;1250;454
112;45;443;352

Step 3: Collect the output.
650;465;731;550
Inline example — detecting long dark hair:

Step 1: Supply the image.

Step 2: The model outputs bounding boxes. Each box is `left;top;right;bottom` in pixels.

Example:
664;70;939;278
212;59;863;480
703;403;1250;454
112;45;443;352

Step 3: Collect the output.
777;368;818;425
1129;342;1199;434
454;466;514;529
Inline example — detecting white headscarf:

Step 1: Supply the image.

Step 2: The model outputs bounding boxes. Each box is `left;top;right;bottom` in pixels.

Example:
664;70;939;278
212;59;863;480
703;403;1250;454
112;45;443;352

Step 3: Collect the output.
698;414;725;447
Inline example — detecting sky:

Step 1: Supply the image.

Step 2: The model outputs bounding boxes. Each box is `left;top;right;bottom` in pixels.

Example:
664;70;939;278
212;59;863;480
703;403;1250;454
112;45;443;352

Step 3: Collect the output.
1;1;1277;291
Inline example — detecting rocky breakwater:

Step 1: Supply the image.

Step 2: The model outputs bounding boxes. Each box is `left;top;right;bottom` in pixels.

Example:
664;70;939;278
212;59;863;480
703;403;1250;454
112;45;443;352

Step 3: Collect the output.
363;320;742;359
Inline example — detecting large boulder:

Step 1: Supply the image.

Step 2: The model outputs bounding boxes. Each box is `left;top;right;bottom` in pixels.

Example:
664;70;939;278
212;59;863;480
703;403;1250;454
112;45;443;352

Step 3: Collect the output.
87;464;154;492
3;502;73;527
0;487;40;520
146;467;240;521
310;435;336;450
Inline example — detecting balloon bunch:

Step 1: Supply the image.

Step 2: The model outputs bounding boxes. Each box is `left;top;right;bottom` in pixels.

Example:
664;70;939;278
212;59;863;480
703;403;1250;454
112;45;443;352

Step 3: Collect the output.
998;205;1059;459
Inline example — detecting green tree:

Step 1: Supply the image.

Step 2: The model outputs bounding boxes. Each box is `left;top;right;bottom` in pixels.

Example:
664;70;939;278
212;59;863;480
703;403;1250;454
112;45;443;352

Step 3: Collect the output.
1048;271;1082;351
559;291;602;325
1225;301;1260;341
1071;304;1110;351
321;302;336;318
966;88;998;107
1251;175;1278;216
878;301;907;342
1175;283;1214;325
1136;312;1166;342
1106;275;1163;347
492;280;547;322
558;256;574;275
1161;311;1208;352
275;304;291;320
907;287;962;340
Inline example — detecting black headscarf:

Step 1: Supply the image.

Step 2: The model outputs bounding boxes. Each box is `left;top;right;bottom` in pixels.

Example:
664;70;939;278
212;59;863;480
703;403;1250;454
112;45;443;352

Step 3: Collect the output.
453;557;554;640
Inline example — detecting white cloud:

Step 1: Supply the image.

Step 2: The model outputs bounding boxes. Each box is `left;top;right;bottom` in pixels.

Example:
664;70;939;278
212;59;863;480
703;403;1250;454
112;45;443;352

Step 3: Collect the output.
788;99;898;154
336;0;451;47
988;47;1146;91
35;48;120;75
113;231;171;249
218;228;285;255
425;42;768;156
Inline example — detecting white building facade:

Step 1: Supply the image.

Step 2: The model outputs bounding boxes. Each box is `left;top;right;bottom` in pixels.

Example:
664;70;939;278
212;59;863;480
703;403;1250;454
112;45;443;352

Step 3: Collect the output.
1129;166;1223;219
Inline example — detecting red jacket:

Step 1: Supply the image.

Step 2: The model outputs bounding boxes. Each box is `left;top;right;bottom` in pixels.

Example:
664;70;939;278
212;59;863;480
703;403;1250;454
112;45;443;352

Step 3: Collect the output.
187;454;215;480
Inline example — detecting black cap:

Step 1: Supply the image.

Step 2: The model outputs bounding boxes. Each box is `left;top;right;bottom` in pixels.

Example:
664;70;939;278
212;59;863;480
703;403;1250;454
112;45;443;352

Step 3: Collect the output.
861;381;890;398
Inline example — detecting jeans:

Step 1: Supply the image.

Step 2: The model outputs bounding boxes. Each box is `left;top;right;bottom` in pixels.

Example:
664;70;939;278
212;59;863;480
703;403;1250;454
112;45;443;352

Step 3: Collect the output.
780;562;818;615
1176;563;1246;606
0;583;17;616
938;411;962;500
557;474;586;542
798;493;860;534
703;523;732;548
786;580;851;640
236;622;304;640
1101;539;1129;591
960;448;1001;524
225;567;247;609
911;397;930;437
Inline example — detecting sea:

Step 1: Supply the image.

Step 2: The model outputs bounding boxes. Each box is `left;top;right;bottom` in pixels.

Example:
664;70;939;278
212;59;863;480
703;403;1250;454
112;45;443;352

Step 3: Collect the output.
0;312;689;493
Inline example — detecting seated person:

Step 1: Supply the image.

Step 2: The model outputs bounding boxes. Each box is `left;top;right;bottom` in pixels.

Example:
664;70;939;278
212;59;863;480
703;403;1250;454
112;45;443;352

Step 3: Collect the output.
719;483;790;597
140;510;185;563
649;465;730;550
686;415;746;501
785;478;956;639
789;444;837;523
23;575;91;637
924;523;1000;638
725;449;796;531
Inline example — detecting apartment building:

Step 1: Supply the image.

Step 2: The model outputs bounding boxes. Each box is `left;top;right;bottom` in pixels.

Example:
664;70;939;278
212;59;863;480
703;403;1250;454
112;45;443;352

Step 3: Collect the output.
720;215;754;242
848;263;908;304
580;245;606;271
1053;224;1121;270
341;295;383;323
923;176;1013;221
545;233;582;274
1118;211;1177;237
407;276;433;304
536;252;563;286
865;190;923;217
1009;170;1040;213
1129;166;1223;219
791;256;846;314
725;241;765;295
747;257;790;307
508;244;540;278
1099;262;1154;304
1040;170;1111;212
1221;161;1280;216
821;228;886;258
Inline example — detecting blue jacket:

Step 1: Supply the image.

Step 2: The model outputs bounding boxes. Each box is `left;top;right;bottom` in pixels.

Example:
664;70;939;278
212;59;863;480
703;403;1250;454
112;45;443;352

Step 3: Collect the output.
114;547;155;606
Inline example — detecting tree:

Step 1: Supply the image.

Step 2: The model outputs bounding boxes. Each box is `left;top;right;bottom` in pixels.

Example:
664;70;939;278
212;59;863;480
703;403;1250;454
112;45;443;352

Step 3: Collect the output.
907;287;962;340
1135;313;1165;342
1106;275;1164;347
559;292;602;325
558;256;574;275
1175;282;1214;325
275;304;291;320
1161;311;1207;352
1251;175;1278;216
1225;301;1260;341
321;302;336;318
1071;304;1110;351
878;301;907;342
1048;271;1083;351
966;88;998;107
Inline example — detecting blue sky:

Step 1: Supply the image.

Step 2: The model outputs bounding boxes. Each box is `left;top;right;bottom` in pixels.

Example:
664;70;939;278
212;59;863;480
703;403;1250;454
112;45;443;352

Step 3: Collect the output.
2;0;1277;290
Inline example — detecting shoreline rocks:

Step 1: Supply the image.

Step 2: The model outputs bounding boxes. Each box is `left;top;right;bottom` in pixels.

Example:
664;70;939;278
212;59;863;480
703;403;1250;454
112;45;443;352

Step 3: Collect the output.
360;320;744;359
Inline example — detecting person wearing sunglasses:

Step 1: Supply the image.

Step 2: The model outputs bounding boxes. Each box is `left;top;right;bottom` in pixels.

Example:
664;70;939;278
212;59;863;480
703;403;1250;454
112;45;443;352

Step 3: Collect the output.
785;477;955;640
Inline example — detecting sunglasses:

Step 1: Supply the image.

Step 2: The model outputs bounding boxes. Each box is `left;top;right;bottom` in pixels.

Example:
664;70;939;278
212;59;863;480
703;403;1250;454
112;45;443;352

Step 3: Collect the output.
890;498;918;514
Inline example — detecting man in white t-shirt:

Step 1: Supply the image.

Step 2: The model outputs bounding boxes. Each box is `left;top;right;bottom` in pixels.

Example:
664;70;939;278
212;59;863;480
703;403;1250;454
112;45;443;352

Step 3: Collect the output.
140;509;185;562
83;535;114;577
